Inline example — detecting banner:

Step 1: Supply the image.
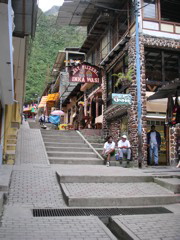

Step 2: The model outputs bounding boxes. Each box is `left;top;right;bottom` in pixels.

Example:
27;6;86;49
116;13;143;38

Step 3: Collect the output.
69;63;101;83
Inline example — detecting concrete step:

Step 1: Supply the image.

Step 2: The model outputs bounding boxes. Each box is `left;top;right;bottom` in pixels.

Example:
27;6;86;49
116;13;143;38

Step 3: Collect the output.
42;135;82;139
86;139;104;144
7;139;17;144
109;214;180;240
49;157;103;165
46;147;93;153
47;151;97;158
7;135;17;140
7;144;16;151
0;192;4;216
5;150;15;164
43;137;84;143
44;142;88;148
154;177;180;193
91;143;104;148
41;134;79;138
56;172;153;183
60;182;180;207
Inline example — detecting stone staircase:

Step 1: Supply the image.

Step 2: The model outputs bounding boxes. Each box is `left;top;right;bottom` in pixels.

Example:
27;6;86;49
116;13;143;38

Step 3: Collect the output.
41;130;103;165
5;128;18;164
80;129;134;167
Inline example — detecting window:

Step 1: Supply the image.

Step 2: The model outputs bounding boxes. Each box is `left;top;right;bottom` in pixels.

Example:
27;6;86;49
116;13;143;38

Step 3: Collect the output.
101;33;109;60
143;0;157;19
145;48;180;84
160;0;180;23
106;55;128;106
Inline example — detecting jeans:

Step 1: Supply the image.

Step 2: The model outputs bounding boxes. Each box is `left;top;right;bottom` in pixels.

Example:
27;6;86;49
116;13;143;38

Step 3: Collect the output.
118;148;131;160
149;144;159;164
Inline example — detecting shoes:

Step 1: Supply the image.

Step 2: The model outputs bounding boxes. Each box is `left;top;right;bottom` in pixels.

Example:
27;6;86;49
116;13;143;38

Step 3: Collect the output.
154;163;159;166
106;161;110;167
119;158;123;165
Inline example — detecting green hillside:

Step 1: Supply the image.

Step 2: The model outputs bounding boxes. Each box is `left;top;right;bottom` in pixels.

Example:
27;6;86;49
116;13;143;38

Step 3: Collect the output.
25;9;86;103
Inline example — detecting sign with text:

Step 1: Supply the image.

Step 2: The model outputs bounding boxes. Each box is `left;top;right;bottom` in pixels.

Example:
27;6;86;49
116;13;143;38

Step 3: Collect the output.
112;93;132;105
69;63;101;83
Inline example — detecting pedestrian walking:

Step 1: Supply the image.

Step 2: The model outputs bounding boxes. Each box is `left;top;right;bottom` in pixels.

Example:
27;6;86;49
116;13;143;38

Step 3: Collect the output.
147;125;161;166
39;114;44;125
102;136;115;167
118;135;131;165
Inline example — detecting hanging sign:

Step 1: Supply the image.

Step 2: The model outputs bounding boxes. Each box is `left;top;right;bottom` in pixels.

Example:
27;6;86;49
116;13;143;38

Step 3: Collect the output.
69;63;101;83
112;93;132;105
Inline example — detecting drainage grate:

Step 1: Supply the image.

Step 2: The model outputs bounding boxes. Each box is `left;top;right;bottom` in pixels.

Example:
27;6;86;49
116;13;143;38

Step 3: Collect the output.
33;207;172;217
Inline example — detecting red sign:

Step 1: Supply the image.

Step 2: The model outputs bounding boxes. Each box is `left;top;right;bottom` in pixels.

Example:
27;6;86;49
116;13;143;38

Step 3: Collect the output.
69;63;101;83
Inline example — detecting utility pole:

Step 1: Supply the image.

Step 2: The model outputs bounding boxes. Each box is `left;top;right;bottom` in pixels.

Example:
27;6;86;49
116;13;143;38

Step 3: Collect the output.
135;0;142;168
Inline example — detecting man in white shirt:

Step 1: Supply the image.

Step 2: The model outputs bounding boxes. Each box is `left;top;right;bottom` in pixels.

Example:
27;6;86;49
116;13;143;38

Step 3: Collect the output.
118;135;131;164
102;136;115;167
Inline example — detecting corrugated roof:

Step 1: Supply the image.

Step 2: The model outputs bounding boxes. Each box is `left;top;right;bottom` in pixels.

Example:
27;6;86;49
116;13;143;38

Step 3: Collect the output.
12;0;38;38
56;0;123;26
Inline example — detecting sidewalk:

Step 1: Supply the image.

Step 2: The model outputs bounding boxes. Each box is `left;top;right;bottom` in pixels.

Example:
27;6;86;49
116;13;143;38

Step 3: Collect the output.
0;121;179;239
0;122;117;240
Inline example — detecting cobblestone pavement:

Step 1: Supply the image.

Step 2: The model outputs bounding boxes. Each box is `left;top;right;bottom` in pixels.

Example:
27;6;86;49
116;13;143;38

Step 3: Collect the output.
7;168;66;208
0;216;116;240
63;182;174;197
0;123;118;239
111;214;180;240
15;127;48;165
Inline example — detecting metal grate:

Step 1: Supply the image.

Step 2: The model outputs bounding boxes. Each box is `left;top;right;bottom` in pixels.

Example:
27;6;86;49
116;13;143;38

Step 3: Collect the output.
33;207;172;217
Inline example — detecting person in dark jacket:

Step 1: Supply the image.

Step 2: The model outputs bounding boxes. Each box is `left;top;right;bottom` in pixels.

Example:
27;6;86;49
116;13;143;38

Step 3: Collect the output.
147;125;161;166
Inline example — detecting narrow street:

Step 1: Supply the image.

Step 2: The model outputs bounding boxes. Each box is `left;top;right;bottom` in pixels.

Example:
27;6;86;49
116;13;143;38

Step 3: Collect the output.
0;121;179;239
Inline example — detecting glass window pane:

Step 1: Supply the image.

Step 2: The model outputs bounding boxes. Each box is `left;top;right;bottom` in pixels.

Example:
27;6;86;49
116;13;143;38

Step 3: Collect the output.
144;0;156;19
164;53;179;82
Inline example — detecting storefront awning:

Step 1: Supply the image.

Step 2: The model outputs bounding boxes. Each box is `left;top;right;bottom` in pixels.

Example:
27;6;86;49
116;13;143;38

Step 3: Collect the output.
38;96;48;108
47;93;59;102
147;79;180;100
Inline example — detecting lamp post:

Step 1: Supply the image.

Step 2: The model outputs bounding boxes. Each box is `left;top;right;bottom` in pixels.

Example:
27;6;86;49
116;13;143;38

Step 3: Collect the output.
135;0;142;168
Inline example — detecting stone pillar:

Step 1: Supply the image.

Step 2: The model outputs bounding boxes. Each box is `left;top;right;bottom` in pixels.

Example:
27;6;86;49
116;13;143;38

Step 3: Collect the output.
102;74;109;139
169;124;180;165
128;35;147;166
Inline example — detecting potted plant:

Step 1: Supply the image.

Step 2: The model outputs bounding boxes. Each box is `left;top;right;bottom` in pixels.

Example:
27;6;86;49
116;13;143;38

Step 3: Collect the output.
112;68;133;87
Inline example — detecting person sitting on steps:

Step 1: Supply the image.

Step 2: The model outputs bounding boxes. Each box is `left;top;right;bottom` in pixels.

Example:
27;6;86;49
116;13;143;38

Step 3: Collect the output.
118;135;131;165
102;136;115;167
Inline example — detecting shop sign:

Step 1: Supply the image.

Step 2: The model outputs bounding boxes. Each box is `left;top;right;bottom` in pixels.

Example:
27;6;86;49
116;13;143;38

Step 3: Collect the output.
69;63;101;83
112;93;132;105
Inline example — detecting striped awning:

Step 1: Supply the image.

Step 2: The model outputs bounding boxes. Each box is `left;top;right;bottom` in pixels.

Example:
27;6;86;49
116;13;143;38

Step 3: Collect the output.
38;96;48;108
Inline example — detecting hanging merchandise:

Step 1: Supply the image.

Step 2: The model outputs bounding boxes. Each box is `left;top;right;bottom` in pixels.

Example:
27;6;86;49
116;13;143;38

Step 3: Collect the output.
171;91;180;125
166;96;174;125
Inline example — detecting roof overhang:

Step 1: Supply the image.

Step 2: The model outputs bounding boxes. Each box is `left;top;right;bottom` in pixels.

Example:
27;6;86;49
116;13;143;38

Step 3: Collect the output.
56;0;125;26
147;79;180;101
0;1;14;105
12;0;38;38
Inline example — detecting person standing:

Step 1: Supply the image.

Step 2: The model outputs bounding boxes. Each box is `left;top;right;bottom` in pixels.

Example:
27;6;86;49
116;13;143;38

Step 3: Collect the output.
102;136;115;167
118;135;131;164
147;125;161;166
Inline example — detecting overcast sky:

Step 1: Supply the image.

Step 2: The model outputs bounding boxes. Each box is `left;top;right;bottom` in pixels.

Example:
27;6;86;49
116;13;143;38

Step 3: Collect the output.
38;0;64;12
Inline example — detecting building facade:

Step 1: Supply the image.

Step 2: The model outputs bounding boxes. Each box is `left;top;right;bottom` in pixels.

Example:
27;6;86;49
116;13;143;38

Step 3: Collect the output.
0;0;38;164
57;0;180;166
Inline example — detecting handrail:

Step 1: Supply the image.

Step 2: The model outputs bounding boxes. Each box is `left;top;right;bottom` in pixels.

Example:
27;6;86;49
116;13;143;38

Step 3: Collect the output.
76;130;104;161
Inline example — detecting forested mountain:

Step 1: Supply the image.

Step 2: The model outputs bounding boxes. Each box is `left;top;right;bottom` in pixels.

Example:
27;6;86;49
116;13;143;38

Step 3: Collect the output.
25;8;86;103
44;6;59;16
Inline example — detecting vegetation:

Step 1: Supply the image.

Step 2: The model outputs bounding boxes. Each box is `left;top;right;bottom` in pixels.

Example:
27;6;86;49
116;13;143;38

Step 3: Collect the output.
25;8;86;103
112;68;133;87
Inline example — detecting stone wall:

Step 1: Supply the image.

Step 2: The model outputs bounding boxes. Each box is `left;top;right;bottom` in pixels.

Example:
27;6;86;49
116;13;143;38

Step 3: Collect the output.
169;124;180;165
128;35;147;166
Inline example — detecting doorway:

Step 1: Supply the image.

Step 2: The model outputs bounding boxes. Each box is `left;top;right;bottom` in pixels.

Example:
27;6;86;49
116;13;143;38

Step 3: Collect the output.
147;119;168;165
